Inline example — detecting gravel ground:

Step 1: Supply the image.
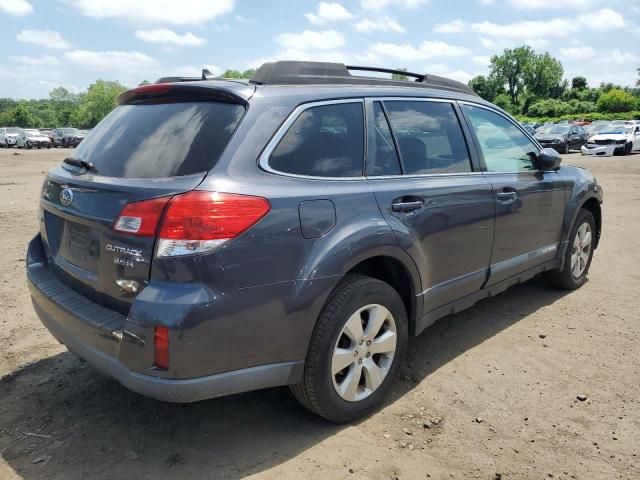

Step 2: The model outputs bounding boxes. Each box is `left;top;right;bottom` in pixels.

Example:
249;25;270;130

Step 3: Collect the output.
0;148;639;480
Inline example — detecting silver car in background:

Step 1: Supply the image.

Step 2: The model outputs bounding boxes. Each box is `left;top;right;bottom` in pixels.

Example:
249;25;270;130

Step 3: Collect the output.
0;127;20;147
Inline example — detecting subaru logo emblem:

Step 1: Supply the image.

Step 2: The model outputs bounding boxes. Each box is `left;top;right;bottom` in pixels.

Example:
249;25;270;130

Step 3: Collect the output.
60;188;74;206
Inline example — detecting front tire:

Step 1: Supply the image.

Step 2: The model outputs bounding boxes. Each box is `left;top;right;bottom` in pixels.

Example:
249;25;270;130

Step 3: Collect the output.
290;274;408;423
564;142;570;154
545;209;596;290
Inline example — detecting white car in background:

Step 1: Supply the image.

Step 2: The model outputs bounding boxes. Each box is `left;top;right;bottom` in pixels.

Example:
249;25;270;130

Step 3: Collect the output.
0;127;20;147
581;124;640;156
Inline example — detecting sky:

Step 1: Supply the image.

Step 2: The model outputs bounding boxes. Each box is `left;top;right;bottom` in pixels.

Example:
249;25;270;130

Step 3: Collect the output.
0;0;639;99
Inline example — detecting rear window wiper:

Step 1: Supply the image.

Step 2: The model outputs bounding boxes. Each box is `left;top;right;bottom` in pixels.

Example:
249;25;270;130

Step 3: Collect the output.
63;157;97;173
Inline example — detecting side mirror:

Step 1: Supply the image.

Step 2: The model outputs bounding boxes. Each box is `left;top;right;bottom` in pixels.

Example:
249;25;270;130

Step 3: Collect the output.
536;148;562;170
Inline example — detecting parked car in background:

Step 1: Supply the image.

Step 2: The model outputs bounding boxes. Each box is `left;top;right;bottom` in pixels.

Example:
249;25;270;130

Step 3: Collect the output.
16;129;52;149
535;124;589;153
52;128;85;148
584;124;613;136
27;61;603;423
582;124;640;156
520;122;536;136
0;127;20;147
39;129;53;139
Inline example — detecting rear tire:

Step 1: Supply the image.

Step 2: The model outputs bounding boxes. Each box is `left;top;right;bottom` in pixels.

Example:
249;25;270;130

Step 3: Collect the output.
545;209;596;290
290;274;408;423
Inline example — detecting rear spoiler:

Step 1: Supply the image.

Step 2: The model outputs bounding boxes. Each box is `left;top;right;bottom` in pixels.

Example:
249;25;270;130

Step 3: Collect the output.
117;80;255;106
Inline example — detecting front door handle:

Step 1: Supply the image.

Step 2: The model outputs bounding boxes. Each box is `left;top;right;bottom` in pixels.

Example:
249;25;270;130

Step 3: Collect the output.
392;199;424;213
496;189;517;204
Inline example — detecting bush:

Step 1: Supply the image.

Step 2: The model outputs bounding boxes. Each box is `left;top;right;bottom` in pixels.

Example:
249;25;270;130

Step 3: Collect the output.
493;93;519;114
515;110;640;124
596;89;638;113
527;99;570;117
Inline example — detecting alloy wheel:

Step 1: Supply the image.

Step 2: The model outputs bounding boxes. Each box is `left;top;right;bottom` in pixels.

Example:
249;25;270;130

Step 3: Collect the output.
331;304;397;402
571;222;592;279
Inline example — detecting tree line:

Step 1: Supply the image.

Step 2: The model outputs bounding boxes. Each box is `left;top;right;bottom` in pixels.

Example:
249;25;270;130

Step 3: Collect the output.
1;58;639;129
0;69;256;129
468;45;640;119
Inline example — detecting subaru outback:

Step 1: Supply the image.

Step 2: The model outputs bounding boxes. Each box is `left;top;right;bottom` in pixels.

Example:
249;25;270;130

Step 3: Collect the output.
27;61;603;423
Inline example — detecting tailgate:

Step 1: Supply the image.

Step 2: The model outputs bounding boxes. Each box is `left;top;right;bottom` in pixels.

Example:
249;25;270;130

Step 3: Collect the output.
40;167;205;313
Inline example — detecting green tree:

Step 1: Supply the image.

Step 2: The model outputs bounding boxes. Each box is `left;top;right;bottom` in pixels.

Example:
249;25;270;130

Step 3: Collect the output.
571;76;588;90
489;46;535;106
468;75;502;102
636;67;640;87
522;52;564;100
222;69;256;79
596;88;638;113
493;93;518;114
138;80;151;86
13;103;35;127
75;80;127;127
391;67;408;81
49;86;79;127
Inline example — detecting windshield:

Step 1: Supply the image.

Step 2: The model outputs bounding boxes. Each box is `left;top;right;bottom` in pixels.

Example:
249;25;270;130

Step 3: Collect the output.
601;126;632;134
6;128;19;134
25;129;39;134
61;128;80;134
538;125;570;134
68;101;245;178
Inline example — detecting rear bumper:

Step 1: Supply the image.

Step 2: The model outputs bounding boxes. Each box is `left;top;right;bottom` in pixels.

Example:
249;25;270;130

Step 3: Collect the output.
27;234;304;402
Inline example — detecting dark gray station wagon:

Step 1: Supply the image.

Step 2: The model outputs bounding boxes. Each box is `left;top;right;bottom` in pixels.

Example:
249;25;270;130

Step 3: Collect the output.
27;62;603;423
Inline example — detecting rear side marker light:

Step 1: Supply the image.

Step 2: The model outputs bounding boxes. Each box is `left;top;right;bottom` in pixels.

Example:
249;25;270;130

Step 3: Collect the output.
112;191;270;257
154;326;170;370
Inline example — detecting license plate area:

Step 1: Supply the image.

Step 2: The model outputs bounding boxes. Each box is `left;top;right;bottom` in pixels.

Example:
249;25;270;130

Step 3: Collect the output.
61;220;100;273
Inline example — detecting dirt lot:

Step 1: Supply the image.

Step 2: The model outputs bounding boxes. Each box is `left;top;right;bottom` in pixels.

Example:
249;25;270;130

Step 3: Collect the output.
0;147;638;480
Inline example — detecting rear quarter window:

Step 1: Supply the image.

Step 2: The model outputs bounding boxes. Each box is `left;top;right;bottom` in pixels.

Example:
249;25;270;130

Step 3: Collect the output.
268;102;364;177
68;102;245;178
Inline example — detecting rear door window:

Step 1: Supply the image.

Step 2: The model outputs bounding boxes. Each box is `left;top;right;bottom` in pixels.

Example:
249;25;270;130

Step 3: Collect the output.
383;101;472;175
68;102;245;178
268;102;364;177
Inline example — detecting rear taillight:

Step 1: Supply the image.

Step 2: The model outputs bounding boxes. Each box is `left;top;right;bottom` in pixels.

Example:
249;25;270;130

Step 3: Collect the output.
156;191;271;257
112;191;270;257
154;326;170;370
113;196;170;236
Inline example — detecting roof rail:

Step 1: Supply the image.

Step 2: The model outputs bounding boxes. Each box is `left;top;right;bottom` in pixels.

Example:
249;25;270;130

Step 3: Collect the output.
345;65;425;82
250;61;477;96
153;62;478;97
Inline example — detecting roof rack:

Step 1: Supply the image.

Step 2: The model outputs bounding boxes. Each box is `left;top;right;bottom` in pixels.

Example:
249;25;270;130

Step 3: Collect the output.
153;62;478;97
250;61;477;96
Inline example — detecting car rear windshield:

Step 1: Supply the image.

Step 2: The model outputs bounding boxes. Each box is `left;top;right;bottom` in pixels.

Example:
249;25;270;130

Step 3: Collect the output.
67;101;245;178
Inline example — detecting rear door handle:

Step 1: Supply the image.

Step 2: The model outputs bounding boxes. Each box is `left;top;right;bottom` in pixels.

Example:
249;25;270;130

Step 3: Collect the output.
392;199;424;213
496;190;517;203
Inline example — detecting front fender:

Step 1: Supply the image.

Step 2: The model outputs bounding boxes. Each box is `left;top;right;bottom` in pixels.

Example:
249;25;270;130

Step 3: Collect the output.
556;165;603;262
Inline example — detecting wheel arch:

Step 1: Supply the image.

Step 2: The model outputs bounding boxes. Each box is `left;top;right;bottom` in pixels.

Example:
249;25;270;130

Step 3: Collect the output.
580;196;602;249
344;254;421;335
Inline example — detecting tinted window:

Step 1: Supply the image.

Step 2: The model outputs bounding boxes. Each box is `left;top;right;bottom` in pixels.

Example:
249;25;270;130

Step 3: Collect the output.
462;105;538;172
367;102;401;176
269;102;364;177
384;101;471;175
68;102;245;178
